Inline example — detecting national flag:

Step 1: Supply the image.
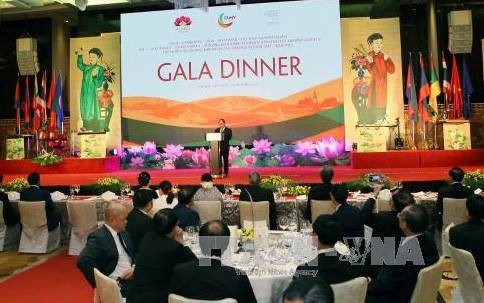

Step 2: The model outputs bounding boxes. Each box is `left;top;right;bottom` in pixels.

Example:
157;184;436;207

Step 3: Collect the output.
47;71;57;131
52;73;64;130
450;54;463;119
32;74;42;132
462;56;474;119
22;76;30;125
442;52;450;114
14;77;21;133
40;71;47;122
418;53;430;122
428;54;440;122
405;53;418;122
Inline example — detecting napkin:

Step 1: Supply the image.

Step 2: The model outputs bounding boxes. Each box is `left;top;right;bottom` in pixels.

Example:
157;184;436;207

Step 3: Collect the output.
296;195;307;201
101;191;118;201
7;191;20;201
51;191;67;201
334;241;351;256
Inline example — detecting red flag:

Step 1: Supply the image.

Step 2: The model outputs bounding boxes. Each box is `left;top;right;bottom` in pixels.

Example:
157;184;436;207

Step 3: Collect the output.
450;54;463;119
14;77;21;133
418;53;430;122
32;74;42;132
22;76;31;125
47;71;57;131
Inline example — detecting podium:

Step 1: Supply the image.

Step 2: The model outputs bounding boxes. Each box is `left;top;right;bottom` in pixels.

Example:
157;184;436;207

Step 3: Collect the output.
78;132;107;158
437;120;471;150
355;123;398;152
206;132;222;177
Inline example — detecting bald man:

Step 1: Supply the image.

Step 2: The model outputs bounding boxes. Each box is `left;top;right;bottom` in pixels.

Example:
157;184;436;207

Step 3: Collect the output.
77;202;135;299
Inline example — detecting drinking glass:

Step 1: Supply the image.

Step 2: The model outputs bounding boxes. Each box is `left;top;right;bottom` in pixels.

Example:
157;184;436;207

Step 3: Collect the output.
74;184;81;195
69;185;76;198
278;217;289;231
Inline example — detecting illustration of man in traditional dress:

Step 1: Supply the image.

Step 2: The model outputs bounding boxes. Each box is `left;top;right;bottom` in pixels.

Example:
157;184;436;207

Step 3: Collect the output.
366;33;395;123
76;48;105;131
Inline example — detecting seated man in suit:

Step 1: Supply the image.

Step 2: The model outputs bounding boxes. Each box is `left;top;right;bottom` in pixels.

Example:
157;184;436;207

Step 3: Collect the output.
283;277;334;303
127;189;154;257
294;214;363;284
437;167;472;230
172;188;200;230
366;204;439;303
77;202;135;299
20;172;60;231
239;171;277;230
306;165;334;221
449;194;484;279
0;175;20;227
170;220;257;303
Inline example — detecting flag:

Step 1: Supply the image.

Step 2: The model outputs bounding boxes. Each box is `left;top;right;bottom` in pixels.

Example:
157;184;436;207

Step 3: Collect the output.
405;53;418;122
418;53;430;122
52;73;64;131
22;76;30;126
40;71;47;122
462;56;474;119
47;71;57;131
32;74;42;132
442;52;450;115
429;54;440;122
450;54;463;119
14;77;21;133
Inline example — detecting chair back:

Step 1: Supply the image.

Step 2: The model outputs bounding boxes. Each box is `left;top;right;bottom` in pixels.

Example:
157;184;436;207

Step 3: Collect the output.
93;268;123;303
18;201;47;229
448;244;484;303
310;200;335;222
238;201;269;229
409;257;444;303
168;294;237;303
67;201;98;228
0;202;5;230
331;277;368;303
443;198;467;230
376;196;392;212
193;201;222;223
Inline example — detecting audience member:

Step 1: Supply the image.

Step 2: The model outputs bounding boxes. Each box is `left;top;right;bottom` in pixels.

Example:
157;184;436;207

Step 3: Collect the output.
172;188;200;229
331;184;364;240
170;220;257;303
239;171;277;229
449;194;484;279
77;202;135;298
306;166;334;221
366;204;439;303
127;189;154;257
130;209;196;303
136;171;159;199
372;190;415;239
283;277;335;303
0;175;20;227
152;180;178;212
20;172;61;231
193;173;223;202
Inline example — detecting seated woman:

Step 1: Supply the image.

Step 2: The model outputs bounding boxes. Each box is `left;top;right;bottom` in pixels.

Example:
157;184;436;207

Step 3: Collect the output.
193;173;223;202
130;209;197;303
136;171;159;199
152;180;178;213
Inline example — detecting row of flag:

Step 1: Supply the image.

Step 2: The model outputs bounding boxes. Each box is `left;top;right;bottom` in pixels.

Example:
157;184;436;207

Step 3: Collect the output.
13;72;64;135
405;51;474;124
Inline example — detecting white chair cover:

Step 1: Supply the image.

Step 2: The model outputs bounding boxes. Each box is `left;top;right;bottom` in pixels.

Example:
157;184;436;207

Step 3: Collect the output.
0;202;21;251
93;268;123;303
193;201;222;224
168;294;237;303
67;201;98;255
443;198;468;230
18;201;60;253
409;257;444;303
310;200;335;223
448;244;484;303
238;201;269;229
376;190;392;213
331;277;368;303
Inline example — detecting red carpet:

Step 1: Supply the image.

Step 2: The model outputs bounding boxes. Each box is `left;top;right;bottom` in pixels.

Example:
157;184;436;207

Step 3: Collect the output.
0;253;92;303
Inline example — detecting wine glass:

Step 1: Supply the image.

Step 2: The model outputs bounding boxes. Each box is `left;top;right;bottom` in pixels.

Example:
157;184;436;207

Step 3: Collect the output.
121;183;131;196
69;185;76;198
74;184;81;195
278;217;289;231
288;221;298;232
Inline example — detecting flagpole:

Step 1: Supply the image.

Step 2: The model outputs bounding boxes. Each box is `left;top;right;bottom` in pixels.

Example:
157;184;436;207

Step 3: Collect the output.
412;120;415;145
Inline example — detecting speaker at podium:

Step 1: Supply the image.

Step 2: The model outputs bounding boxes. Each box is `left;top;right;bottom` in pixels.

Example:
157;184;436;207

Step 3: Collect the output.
206;132;223;177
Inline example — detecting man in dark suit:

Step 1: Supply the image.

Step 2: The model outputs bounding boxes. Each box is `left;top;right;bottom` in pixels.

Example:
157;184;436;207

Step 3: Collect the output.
20;172;60;231
239;171;277;230
331;184;364;240
306;165;334;221
127;189;154;257
0;175;20;227
77;202;135;298
214;118;232;177
294;214;364;284
283;277;335;303
437;167;472;230
170;220;257;303
172;188;200;229
366;204;439;303
449;194;484;279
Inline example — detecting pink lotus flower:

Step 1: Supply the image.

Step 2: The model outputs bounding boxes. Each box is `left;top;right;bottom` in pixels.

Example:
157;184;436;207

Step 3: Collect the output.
244;155;256;167
251;139;272;154
163;159;175;169
181;150;194;159
295;141;316;156
130;156;144;168
127;146;142;156
163;144;183;160
142;141;157;155
192;147;209;167
154;154;161;161
278;154;296;167
175;16;192;26
229;146;240;164
315;136;345;160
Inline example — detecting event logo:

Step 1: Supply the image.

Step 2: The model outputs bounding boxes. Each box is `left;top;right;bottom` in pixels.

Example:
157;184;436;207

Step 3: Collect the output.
174;16;192;31
218;13;236;28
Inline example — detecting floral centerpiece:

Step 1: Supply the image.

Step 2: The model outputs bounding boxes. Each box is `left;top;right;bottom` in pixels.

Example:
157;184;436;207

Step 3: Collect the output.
239;228;255;252
346;173;393;192
84;177;125;195
31;151;63;166
260;175;297;193
285;185;310;196
3;178;29;192
463;170;484;191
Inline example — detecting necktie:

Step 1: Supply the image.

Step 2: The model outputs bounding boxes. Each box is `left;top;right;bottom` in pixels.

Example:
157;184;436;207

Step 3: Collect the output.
117;232;132;263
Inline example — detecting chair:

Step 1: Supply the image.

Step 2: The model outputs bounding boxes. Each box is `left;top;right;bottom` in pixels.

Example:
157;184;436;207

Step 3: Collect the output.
442;198;467;230
168;294;237;303
331;277;368;303
0;202;21;251
193;201;222;224
310;200;335;223
409;257;444;303
94;268;123;303
375;195;392;213
67;201;99;255
448;244;484;303
18;201;60;253
238;201;269;229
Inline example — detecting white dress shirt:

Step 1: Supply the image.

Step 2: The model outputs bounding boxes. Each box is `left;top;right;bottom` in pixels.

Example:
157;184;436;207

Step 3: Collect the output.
104;224;133;279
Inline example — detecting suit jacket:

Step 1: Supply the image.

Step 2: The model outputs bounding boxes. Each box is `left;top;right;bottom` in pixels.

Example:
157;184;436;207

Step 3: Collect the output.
20;186;60;231
306;182;333;220
170;258;257;303
0;191;20;226
214;127;232;150
77;225;135;288
126;208;153;257
172;204;200;229
130;232;197;303
437;182;472;214
240;185;277;230
294;250;363;284
449;219;484;280
366;233;439;303
333;203;365;239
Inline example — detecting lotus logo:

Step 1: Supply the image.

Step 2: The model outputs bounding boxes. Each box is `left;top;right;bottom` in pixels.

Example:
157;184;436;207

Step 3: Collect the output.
218;13;236;28
174;16;192;27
